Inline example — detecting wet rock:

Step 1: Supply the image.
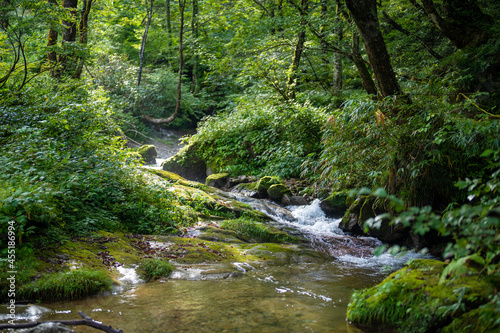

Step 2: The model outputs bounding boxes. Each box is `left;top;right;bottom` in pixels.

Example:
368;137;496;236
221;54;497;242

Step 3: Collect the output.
267;184;292;202
137;144;157;165
227;175;259;188
319;191;348;217
231;182;260;198
281;194;308;206
205;173;230;188
19;323;74;333
256;176;281;195
162;144;207;183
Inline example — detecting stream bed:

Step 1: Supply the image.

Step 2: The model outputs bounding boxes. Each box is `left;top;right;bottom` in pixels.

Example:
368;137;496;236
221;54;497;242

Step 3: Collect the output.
2;199;428;332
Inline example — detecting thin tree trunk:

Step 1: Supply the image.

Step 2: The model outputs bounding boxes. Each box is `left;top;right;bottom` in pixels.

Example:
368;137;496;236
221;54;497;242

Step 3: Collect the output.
46;0;59;73
345;0;401;97
142;0;185;124
348;35;378;96
73;0;93;79
137;0;154;86
332;0;343;92
166;0;172;65
287;0;308;99
191;0;200;94
57;0;78;76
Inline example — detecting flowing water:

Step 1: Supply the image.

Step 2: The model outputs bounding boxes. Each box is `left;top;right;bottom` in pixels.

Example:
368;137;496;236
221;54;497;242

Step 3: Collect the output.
1;198;430;332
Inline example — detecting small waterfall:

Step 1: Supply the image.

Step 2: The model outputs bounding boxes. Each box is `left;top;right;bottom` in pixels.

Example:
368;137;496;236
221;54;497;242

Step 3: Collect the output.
232;196;432;267
117;266;144;285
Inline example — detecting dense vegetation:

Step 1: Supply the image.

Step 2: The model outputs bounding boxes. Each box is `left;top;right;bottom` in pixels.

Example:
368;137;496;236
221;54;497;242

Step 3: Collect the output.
0;0;499;329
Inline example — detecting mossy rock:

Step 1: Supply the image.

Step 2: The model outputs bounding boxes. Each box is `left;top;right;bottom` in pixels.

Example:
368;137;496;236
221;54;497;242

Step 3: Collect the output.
340;195;409;243
347;259;497;333
319;191;348;217
162;143;207;183
205;172;230;188
267;183;292;202
232;181;259;197
137;144;157;164
256;176;281;194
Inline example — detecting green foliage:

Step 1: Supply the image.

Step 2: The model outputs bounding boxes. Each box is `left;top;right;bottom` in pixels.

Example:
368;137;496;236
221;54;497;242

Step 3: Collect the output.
93;56;207;130
17;269;113;302
356;151;500;330
191;95;327;178
142;259;175;280
0;79;188;251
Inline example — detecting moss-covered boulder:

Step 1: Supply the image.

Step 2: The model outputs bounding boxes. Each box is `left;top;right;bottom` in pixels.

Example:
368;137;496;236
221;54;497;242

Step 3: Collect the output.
319;191;348;217
206;172;230;188
137;144;157;164
232;181;259;198
347;259;497;333
340;195;409;244
267;183;292;202
256;176;281;195
162;143;207;183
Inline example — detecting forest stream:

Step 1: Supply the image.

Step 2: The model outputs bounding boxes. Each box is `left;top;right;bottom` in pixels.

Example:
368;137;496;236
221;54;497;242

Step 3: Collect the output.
0;132;430;333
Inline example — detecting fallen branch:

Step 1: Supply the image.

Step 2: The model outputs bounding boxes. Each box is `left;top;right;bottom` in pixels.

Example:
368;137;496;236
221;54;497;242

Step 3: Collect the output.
0;311;123;333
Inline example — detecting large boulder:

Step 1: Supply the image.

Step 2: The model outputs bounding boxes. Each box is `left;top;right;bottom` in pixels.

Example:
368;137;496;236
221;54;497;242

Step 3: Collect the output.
267;183;292;202
256;176;281;196
347;259;497;333
340;195;409;244
137;144;157;165
205;173;230;188
162;144;207;183
231;182;260;198
319;191;348;217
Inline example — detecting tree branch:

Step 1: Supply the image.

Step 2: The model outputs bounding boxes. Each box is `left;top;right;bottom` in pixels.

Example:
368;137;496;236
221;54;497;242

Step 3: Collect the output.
0;312;123;333
381;11;443;60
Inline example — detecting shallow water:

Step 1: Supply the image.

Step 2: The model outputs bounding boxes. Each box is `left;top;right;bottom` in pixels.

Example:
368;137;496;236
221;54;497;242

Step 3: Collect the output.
1;198;429;332
6;261;390;333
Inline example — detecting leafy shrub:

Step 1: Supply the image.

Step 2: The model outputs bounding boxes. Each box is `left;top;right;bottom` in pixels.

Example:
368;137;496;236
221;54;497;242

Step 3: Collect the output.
191;94;327;178
142;259;175;280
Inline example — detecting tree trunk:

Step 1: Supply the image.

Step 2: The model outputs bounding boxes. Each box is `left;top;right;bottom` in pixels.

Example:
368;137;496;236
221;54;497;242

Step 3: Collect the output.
46;0;59;71
286;0;308;99
348;34;378;96
345;0;401;97
137;0;155;86
57;0;78;76
332;0;343;92
73;0;93;79
409;0;491;49
142;0;185;125
166;0;172;65
191;0;200;94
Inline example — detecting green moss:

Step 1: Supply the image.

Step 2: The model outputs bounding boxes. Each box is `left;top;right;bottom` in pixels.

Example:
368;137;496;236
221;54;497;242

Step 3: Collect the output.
219;216;296;243
205;173;230;187
267;184;291;201
320;191;348;215
147;168;187;182
347;259;496;333
137;145;157;164
18;269;113;302
256;176;281;193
